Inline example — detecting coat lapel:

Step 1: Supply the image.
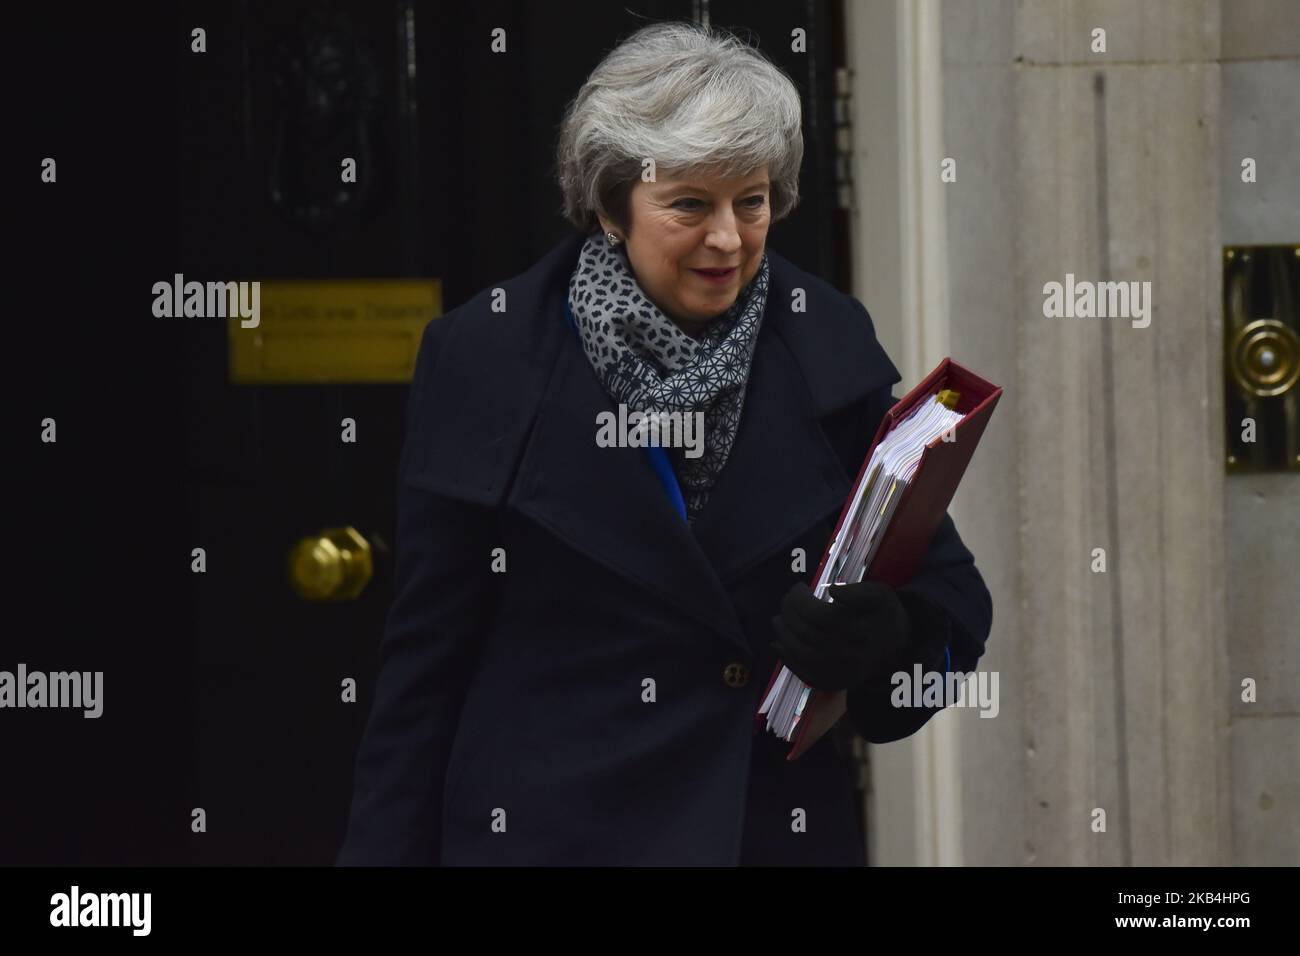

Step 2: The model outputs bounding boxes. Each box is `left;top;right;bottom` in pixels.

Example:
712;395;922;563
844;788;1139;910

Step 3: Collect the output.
688;325;853;584
504;240;902;653
508;333;748;650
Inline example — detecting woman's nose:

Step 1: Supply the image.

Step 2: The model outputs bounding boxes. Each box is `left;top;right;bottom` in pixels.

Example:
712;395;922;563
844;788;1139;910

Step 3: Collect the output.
704;214;743;253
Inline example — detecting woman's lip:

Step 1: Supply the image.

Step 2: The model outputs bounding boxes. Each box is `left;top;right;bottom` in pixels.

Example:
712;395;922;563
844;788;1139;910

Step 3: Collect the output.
692;267;736;276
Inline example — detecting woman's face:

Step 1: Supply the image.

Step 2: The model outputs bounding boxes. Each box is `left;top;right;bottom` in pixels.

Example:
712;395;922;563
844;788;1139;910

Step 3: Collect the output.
600;165;771;335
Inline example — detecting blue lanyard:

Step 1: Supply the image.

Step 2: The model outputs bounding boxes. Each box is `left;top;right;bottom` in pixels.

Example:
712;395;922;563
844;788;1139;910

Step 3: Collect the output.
563;299;689;522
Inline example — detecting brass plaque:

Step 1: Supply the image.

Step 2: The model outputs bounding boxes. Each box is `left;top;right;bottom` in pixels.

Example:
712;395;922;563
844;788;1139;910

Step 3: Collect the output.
1223;246;1300;472
228;279;441;383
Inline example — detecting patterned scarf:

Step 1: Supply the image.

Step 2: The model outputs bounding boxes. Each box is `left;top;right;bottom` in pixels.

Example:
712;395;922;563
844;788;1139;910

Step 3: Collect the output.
567;231;770;523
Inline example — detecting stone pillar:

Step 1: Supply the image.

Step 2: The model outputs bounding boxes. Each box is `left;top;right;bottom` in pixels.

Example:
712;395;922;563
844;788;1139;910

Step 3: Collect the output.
933;0;1233;865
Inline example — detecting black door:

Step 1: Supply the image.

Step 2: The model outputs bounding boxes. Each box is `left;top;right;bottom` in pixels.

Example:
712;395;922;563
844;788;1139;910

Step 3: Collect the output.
7;0;850;866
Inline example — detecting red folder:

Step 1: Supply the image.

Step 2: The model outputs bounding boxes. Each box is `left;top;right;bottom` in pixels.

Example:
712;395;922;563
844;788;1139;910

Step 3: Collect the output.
755;357;1003;760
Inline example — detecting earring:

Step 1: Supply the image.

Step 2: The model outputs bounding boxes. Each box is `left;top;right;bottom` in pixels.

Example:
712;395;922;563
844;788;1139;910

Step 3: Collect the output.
605;231;622;246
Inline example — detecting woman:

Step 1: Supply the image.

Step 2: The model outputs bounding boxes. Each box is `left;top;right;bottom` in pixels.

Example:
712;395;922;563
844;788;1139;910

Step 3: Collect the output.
338;21;991;867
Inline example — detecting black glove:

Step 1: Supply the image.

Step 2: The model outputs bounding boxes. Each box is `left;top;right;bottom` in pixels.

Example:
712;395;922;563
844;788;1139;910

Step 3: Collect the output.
769;580;945;691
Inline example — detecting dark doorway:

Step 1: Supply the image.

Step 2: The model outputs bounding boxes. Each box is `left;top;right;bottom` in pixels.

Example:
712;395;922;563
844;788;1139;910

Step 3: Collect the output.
179;0;851;866
3;0;849;866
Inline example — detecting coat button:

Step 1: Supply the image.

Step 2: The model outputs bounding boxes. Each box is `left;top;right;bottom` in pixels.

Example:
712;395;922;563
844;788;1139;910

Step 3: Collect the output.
723;661;750;688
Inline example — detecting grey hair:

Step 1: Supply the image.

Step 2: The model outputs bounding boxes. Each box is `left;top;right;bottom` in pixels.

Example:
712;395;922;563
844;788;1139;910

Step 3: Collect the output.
555;21;804;235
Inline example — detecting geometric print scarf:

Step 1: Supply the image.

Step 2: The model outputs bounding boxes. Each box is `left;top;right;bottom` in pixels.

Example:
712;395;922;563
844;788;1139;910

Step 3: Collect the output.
566;230;770;523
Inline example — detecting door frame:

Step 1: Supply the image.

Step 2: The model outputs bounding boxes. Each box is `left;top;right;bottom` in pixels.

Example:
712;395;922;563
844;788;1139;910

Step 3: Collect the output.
845;0;961;867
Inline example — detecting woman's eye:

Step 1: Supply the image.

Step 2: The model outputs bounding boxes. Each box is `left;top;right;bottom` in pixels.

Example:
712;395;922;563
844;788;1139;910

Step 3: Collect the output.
672;196;766;210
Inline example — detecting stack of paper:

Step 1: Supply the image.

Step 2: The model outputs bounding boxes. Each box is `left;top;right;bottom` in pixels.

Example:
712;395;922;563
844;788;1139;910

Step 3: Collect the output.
758;394;965;741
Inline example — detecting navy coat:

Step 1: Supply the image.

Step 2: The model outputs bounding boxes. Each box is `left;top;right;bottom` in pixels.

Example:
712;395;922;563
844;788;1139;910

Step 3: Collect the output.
336;232;993;866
